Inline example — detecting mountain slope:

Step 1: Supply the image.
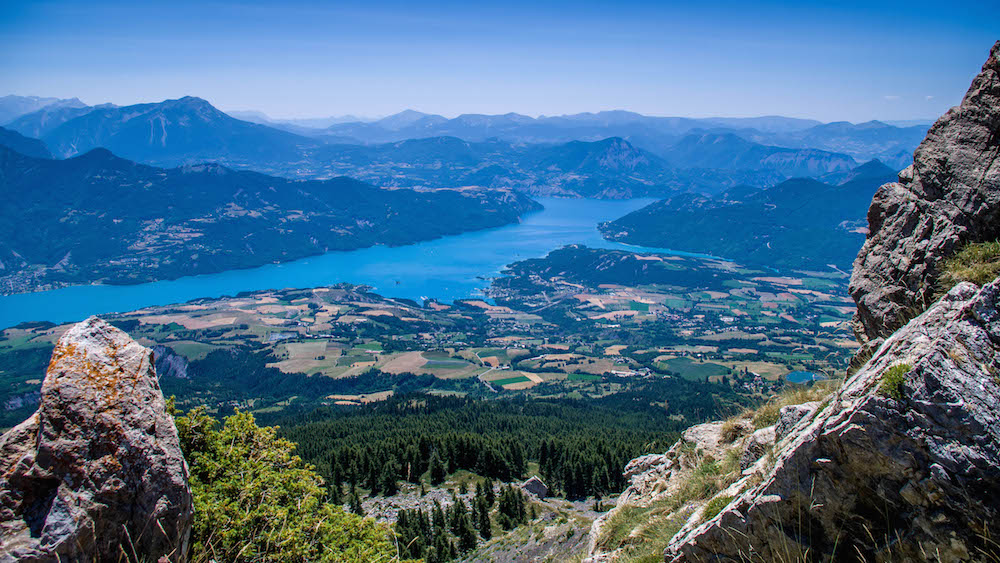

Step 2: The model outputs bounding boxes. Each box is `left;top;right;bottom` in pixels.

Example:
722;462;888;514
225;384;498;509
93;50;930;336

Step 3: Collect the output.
744;120;929;168
599;164;898;269
5;103;115;138
663;133;857;177
41;97;317;167
0;146;540;293
0;127;52;159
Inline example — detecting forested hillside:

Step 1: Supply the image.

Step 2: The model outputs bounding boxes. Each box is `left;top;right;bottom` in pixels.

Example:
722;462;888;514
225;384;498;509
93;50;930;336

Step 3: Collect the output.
0;146;539;294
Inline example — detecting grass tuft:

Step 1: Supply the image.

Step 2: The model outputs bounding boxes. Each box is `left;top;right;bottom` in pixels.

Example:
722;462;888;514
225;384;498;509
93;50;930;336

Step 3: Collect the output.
719;419;745;443
878;363;911;401
701;495;734;522
938;240;1000;294
752;380;839;429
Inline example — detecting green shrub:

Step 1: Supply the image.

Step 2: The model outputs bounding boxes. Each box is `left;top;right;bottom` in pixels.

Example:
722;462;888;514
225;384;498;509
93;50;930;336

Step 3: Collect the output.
173;404;394;562
701;495;734;522
878;363;912;401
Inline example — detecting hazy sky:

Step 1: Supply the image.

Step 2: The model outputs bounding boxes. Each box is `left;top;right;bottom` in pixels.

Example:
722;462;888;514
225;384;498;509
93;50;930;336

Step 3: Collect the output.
1;0;997;122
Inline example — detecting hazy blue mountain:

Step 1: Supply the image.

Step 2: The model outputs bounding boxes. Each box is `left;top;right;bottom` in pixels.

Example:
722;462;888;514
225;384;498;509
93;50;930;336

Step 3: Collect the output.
302;136;785;198
41;97;318;167
819;158;896;185
0;145;540;292
743;120;928;167
599;164;899;269
225;110;273;123
0;127;52;159
226;110;376;134
5;103;117;138
375;109;450;131
662;133;857;177
698;115;822;133
0;95;86;124
317;109;923;167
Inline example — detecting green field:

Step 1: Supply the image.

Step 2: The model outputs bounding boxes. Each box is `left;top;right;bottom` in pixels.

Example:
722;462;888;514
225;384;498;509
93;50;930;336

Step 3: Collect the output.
656;356;729;380
567;373;602;381
629;301;650;312
491;375;530;386
337;354;371;366
423;359;471;370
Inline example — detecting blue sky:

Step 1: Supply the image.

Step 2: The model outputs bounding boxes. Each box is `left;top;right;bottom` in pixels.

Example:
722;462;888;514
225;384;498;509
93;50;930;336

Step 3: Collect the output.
1;0;997;122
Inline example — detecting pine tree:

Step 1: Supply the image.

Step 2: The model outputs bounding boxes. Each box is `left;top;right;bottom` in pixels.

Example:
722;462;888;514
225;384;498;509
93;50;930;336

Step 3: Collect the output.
457;512;478;553
476;497;492;540
378;459;399;496
429;450;447;485
484;477;495;507
349;488;364;516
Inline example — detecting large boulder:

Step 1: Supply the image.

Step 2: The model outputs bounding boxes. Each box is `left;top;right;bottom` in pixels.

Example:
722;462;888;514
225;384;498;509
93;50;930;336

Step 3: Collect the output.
850;41;1000;344
0;317;193;562
664;278;1000;562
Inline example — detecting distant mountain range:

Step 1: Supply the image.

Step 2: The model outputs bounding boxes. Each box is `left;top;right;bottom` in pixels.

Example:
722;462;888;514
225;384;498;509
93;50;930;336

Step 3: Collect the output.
599;159;899;269
0;95;88;124
303;136;792;198
0;94;923;197
311;109;923;167
226;110;379;135
0;145;540;294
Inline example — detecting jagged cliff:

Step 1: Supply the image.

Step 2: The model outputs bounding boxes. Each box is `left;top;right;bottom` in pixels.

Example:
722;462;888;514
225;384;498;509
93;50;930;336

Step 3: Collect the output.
0;317;193;562
588;41;1000;563
850;40;1000;346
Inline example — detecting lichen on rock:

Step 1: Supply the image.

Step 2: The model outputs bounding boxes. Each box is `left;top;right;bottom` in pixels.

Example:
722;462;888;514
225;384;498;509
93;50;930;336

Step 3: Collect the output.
0;316;193;562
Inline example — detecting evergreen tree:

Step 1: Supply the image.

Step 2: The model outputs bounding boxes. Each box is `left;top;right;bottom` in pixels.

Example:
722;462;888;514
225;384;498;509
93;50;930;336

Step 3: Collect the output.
378;459;399;496
429;449;447;485
457;512;478;553
484;477;496;507
349;488;364;516
476;497;492;540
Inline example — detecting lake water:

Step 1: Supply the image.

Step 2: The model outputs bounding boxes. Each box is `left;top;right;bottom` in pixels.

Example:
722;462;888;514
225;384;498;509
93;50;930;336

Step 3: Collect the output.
785;371;826;384
0;197;715;329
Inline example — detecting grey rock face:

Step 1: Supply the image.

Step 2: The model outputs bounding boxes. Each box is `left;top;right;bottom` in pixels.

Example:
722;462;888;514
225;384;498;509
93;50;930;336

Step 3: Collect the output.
664;279;1000;562
522;476;549;499
0;317;193;562
850;41;1000;343
774;401;819;441
739;426;775;472
152;345;190;379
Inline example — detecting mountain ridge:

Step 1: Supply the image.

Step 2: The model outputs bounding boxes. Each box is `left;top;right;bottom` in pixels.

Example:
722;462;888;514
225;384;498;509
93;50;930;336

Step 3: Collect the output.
0;144;541;294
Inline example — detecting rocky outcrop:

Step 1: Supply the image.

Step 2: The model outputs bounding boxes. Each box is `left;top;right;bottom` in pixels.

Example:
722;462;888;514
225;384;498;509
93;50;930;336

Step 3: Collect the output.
850;41;1000;344
663;278;1000;562
589;41;1000;563
773;401;818;441
585;421;733;561
152;345;190;379
0;317;193;562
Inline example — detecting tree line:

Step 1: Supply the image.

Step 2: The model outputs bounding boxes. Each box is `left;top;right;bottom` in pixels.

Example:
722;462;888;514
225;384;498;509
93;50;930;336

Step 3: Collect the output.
279;394;683;499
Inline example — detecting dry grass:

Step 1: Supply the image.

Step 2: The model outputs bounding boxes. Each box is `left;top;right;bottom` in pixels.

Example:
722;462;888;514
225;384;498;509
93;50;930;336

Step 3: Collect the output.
753;379;840;429
719;419;746;443
938;240;1000;294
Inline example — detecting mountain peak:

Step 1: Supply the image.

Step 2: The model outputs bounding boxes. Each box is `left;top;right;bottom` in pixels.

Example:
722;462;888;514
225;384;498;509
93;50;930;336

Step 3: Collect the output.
168;96;215;110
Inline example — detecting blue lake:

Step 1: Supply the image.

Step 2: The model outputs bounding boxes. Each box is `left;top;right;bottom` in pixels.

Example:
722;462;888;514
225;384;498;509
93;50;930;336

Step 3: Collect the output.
0;197;716;329
786;371;826;384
